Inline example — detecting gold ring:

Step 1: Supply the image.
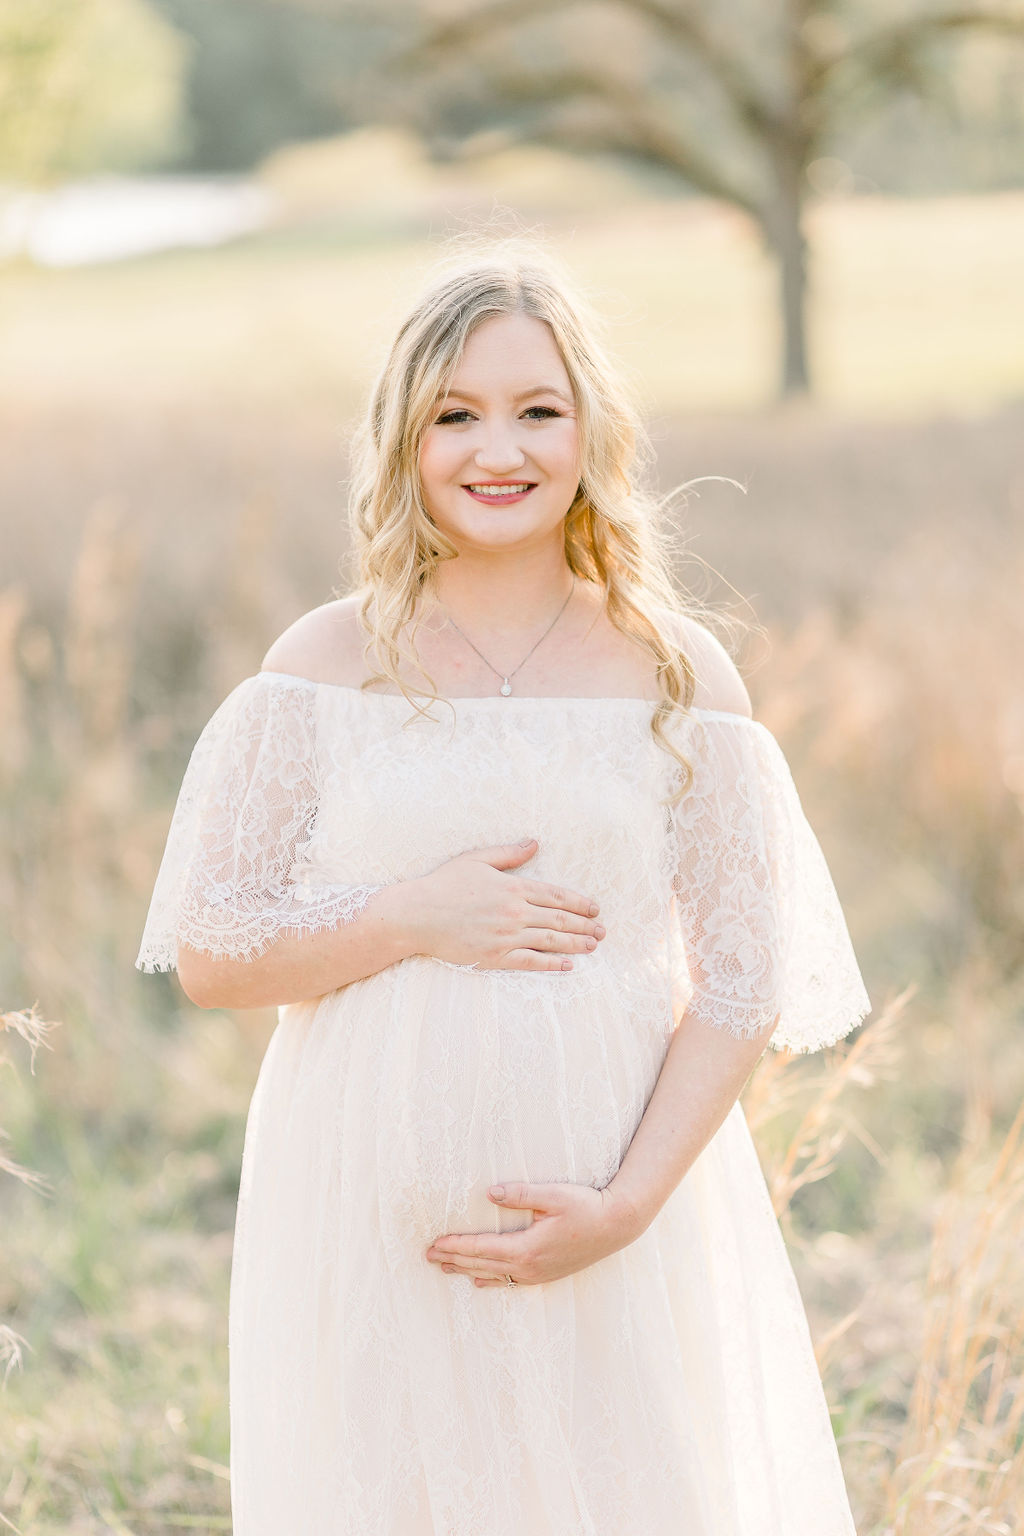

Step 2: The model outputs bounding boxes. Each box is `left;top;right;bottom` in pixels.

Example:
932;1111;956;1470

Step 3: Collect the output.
505;1273;517;1287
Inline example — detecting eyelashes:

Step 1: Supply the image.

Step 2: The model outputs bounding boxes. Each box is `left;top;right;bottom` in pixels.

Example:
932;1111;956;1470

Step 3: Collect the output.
434;406;564;425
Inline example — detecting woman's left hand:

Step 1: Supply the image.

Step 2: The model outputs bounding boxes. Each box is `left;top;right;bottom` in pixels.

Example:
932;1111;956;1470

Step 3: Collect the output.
424;1181;644;1287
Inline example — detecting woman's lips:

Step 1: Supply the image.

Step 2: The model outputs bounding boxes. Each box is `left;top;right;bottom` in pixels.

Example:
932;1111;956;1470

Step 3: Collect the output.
461;485;537;505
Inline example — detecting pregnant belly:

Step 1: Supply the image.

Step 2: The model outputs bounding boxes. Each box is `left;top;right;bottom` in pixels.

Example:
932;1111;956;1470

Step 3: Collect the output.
272;955;673;1260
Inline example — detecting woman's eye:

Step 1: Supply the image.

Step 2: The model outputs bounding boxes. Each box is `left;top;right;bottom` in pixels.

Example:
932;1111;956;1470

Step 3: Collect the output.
434;406;562;425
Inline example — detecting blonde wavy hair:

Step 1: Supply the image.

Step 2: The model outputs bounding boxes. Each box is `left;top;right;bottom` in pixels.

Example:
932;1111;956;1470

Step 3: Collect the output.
342;235;738;803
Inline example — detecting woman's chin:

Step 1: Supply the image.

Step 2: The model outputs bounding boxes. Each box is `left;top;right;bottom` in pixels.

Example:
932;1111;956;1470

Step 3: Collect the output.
432;512;568;557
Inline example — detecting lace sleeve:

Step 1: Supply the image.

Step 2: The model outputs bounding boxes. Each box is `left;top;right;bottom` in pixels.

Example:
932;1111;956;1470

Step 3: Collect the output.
670;713;871;1054
134;673;384;974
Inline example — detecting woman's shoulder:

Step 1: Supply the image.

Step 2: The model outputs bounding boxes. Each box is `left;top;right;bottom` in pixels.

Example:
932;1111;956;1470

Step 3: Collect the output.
654;607;752;718
260;595;369;687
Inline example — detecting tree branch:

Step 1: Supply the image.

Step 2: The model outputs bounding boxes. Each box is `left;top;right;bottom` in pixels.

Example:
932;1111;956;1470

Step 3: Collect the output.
475;62;766;219
807;8;1024;96
603;0;781;135
391;0;780;137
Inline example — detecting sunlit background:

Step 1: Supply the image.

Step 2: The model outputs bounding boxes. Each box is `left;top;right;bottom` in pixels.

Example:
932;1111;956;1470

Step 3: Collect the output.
2;2;1024;1531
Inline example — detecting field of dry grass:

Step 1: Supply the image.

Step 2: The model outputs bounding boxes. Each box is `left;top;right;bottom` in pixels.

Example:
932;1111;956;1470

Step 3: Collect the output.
1;159;1023;1533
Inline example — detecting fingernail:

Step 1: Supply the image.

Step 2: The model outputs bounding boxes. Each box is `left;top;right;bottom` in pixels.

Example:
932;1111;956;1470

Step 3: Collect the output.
561;959;573;970
594;924;606;939
520;838;535;848
589;903;599;917
490;1186;505;1200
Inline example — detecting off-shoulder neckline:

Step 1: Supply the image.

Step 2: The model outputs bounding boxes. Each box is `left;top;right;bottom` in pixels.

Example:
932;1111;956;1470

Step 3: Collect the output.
253;669;760;725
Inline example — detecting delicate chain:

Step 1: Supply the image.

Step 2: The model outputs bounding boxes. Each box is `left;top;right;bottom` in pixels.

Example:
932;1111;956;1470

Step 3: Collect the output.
441;576;576;696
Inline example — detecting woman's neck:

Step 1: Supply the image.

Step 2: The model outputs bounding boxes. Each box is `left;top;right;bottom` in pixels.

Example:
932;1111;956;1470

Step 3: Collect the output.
424;549;577;636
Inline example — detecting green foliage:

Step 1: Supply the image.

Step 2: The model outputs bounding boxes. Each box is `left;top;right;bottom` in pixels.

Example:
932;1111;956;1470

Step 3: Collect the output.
149;0;400;172
0;0;191;184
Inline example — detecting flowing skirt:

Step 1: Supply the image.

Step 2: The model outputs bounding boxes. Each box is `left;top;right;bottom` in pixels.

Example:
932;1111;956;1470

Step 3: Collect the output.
227;957;857;1536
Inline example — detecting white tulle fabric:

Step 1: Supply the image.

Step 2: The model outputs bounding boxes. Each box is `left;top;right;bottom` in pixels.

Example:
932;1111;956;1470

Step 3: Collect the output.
136;671;871;1536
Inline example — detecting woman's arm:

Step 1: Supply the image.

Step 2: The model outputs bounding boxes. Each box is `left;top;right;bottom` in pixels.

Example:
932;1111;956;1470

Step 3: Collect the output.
178;840;606;1009
604;620;764;1225
422;1006;773;1288
177;880;420;1009
603;1010;773;1234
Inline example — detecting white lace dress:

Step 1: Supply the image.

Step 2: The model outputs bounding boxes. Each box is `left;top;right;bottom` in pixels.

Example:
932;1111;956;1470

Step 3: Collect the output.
136;670;871;1536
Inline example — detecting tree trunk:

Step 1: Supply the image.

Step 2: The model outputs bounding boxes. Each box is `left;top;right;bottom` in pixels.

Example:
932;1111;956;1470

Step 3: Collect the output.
764;162;810;399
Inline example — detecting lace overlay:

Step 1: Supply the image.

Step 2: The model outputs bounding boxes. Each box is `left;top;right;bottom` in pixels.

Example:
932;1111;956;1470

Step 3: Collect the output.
135;676;383;971
670;712;871;1053
135;672;870;1535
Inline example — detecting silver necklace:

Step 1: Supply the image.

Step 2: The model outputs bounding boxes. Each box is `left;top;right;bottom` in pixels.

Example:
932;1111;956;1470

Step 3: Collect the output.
441;576;576;696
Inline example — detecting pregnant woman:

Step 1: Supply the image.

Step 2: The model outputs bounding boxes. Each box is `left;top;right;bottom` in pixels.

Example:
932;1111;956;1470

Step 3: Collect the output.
136;242;871;1534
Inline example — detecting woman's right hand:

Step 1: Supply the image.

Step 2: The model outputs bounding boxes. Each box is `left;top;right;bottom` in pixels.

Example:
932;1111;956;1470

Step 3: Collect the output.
391;838;606;971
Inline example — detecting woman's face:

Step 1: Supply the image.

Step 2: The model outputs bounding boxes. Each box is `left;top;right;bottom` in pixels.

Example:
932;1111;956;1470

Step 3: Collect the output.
418;311;581;556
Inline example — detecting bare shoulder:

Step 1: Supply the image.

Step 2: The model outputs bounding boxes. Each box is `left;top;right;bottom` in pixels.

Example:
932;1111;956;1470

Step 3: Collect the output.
260;594;370;685
656;608;752;717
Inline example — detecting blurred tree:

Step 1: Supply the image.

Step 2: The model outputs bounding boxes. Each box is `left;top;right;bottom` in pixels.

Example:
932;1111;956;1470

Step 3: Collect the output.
0;0;190;184
373;0;1024;398
148;0;398;171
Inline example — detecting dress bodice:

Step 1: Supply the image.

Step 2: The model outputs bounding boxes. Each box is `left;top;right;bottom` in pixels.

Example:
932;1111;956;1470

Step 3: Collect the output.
135;670;871;1054
279;675;682;975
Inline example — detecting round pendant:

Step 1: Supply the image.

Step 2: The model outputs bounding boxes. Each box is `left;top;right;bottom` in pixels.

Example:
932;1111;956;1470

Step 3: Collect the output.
500;681;512;696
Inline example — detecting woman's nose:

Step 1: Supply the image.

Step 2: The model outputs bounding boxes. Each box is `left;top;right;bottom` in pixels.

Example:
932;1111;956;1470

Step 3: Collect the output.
473;424;527;474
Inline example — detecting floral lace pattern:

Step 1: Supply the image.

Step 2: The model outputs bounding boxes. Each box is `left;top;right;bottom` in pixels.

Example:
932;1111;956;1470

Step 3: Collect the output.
135;677;383;972
669;712;872;1053
135;672;870;1535
136;673;870;1055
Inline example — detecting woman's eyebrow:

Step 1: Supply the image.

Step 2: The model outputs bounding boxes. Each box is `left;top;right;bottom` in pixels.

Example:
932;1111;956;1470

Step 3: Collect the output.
442;385;574;405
